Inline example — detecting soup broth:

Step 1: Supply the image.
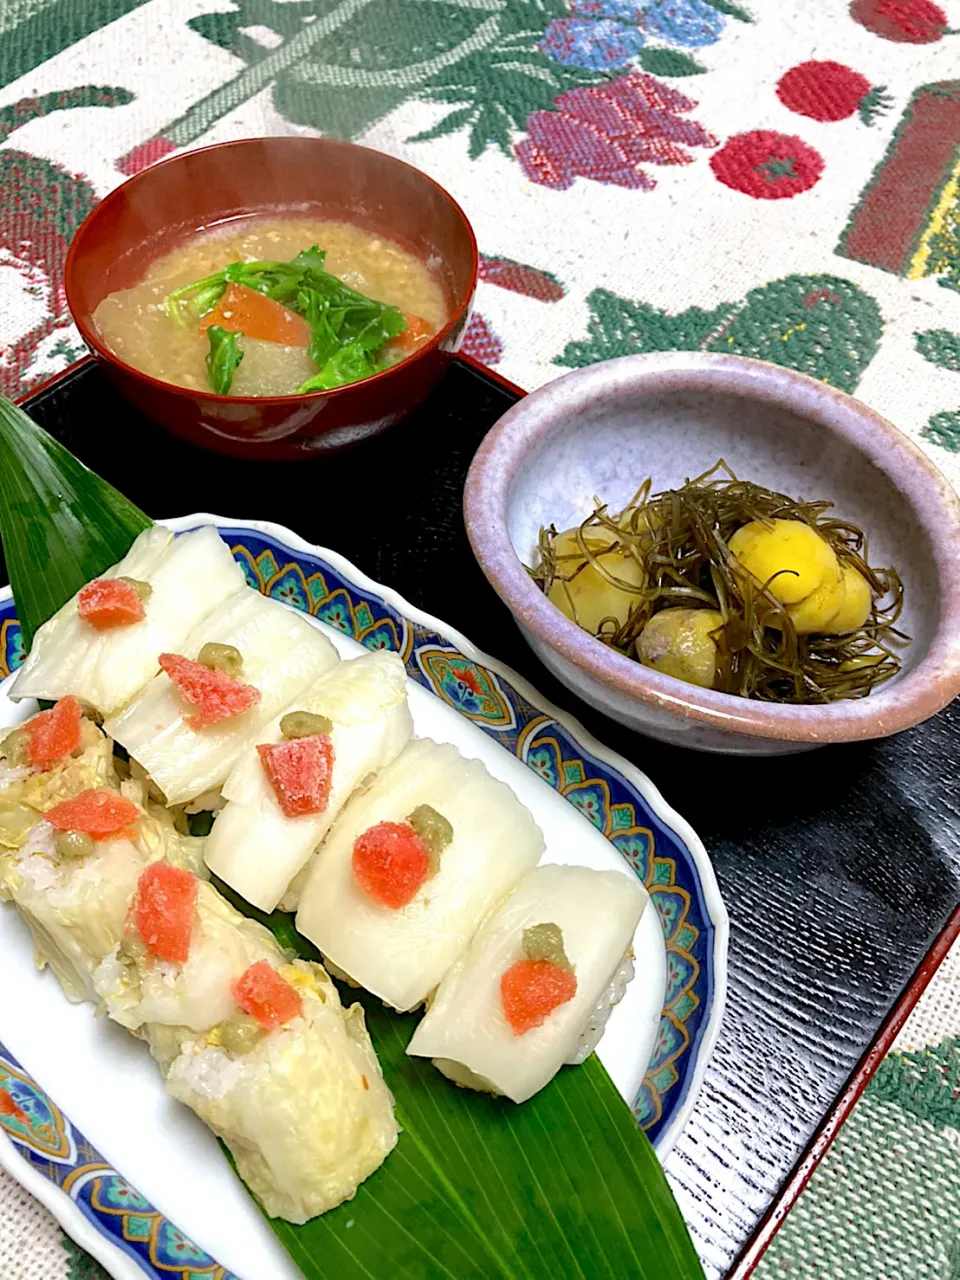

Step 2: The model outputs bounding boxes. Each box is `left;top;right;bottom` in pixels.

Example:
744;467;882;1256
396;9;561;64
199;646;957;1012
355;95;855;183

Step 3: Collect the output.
93;216;449;397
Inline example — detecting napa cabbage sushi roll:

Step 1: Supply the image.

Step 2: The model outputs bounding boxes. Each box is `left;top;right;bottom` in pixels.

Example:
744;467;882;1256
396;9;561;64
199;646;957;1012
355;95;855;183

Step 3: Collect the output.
105;590;340;804
94;866;398;1222
0;699;115;848
205;651;414;913
10;526;247;717
95;872;282;1049
0;702;205;1002
295;738;545;1012
5;817;149;1003
165;957;397;1222
406;863;647;1103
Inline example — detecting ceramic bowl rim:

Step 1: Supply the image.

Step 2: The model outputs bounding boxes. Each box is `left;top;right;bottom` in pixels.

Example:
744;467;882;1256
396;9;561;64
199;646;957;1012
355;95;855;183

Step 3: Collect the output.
463;352;960;745
64;135;478;408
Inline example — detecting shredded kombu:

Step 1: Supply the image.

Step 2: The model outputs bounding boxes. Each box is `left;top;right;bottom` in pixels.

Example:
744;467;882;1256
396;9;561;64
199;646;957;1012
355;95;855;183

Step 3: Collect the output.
530;462;906;704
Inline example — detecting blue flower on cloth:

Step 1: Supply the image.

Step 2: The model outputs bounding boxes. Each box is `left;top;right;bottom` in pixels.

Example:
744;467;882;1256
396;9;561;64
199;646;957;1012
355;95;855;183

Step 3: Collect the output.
638;0;725;47
569;0;643;18
541;17;645;70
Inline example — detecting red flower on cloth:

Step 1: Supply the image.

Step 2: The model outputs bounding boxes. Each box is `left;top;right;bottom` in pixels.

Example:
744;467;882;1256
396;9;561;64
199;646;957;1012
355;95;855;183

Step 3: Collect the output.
478;256;565;303
515;72;717;191
460;313;504;364
849;0;952;43
710;130;824;198
776;61;890;125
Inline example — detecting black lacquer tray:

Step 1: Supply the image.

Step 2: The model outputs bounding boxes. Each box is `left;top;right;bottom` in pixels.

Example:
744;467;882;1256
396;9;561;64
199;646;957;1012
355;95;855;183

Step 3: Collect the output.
13;356;960;1279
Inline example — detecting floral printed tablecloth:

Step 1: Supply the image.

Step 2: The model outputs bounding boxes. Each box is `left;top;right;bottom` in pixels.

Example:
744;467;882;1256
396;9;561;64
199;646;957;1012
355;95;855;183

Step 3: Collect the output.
0;0;959;1276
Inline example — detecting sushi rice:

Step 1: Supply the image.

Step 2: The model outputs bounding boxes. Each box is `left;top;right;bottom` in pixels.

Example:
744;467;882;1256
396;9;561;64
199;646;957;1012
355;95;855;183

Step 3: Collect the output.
407;864;648;1103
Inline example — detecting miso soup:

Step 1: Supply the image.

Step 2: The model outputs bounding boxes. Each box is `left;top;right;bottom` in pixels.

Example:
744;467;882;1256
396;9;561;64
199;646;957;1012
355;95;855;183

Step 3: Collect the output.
93;217;448;397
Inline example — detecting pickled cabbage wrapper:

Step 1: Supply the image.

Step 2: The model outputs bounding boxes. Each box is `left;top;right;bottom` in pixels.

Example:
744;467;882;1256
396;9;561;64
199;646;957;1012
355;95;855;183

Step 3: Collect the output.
206;651;413;913
2;822;150;1003
95;876;398;1222
0;751;204;1004
105;590;340;804
296;738;544;1012
407;864;647;1103
11;526;246;716
165;960;398;1223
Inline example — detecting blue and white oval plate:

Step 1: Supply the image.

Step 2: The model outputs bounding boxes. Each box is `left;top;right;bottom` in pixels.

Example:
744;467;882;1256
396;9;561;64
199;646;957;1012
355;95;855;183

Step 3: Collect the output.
0;515;728;1280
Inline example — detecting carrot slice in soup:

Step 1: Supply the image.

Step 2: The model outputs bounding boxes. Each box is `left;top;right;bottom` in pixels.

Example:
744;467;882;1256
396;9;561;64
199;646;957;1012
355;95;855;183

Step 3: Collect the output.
78;578;145;630
24;696;82;768
233;959;303;1028
200;283;312;348
500;959;578;1036
47;788;140;840
389;312;434;357
134;862;197;964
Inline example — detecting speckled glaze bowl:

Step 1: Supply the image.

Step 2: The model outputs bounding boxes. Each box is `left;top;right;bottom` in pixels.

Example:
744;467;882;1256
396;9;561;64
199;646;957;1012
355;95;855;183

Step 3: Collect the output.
463;353;960;755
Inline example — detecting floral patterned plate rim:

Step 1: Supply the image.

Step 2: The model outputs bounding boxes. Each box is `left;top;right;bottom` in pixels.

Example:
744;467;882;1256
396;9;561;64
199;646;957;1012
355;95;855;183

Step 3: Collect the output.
0;514;728;1280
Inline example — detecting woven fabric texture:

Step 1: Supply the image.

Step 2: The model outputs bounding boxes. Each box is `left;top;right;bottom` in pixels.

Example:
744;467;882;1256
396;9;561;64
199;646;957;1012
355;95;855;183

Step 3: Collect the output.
757;939;960;1280
0;0;959;1277
0;1168;71;1279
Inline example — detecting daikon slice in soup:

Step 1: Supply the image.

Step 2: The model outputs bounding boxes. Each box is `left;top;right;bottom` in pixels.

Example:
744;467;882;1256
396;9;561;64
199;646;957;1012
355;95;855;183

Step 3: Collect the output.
92;217;449;397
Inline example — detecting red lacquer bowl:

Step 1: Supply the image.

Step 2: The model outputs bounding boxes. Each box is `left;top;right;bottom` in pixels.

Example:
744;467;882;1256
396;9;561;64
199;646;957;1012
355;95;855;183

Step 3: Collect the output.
65;137;478;460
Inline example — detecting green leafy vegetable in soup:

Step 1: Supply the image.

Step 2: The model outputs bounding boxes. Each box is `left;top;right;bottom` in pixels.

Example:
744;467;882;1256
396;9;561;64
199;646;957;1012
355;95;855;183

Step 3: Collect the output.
169;246;413;395
91;217;446;398
205;326;244;396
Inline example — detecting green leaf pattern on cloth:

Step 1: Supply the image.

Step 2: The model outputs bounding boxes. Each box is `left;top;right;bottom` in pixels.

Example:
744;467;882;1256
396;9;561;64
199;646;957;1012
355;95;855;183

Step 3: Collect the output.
186;0;606;158
756;927;960;1280
916;328;960;372
63;1237;109;1280
758;1040;960;1280
871;1039;960;1132
915;330;960;450
558;274;884;393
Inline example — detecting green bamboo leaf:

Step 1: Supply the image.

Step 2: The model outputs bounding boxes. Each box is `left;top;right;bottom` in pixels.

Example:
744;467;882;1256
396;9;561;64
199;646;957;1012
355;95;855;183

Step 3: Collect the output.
636;47;706;77
228;883;705;1280
0;397;151;649
0;397;705;1280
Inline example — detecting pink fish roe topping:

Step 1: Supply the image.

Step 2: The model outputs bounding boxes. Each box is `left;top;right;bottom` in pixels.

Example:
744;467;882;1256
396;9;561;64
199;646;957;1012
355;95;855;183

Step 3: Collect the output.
159;652;260;729
24;696;82;768
134;862;197;964
257;735;335;819
352;821;430;910
233;960;302;1029
78;578;145;630
500;960;578;1036
46;788;140;840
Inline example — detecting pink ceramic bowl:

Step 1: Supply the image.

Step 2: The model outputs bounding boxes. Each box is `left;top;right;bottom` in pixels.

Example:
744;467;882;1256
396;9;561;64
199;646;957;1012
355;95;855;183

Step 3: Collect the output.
464;353;960;755
65;137;477;460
